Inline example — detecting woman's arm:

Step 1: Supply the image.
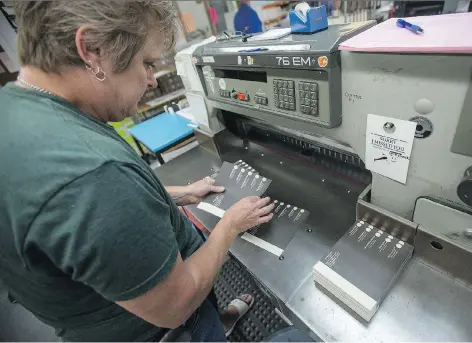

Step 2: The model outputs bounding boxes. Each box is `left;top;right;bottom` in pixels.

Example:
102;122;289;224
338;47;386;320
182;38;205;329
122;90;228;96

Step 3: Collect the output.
166;177;225;206
116;196;274;329
165;185;192;204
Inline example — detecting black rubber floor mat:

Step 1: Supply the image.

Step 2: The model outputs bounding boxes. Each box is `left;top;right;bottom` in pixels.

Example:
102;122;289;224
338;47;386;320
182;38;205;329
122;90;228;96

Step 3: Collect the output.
215;257;288;342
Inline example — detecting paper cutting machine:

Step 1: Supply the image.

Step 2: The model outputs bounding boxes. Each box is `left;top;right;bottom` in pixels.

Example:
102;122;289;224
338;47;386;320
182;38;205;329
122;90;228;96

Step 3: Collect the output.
163;15;472;341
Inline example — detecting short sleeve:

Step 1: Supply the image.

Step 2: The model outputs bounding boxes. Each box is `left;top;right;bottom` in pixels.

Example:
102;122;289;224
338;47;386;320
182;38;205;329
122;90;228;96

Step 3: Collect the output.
25;162;179;302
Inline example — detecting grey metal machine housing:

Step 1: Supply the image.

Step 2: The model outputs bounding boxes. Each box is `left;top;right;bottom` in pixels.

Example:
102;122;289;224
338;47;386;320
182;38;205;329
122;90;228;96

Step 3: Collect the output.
193;22;375;129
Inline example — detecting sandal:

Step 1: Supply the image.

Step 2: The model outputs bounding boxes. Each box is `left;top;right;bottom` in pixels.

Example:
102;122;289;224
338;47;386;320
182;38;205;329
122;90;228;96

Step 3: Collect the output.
224;296;255;337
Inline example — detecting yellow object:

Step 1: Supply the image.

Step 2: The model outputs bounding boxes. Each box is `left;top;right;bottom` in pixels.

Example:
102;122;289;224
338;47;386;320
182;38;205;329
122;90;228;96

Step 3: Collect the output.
109;118;141;155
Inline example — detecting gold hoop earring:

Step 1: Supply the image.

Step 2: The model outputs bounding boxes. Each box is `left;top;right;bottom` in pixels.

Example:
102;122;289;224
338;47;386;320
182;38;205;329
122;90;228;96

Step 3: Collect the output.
95;69;107;82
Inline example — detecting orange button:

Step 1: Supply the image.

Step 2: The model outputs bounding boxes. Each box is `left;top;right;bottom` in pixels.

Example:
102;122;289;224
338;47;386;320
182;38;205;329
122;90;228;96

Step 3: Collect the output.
237;93;247;101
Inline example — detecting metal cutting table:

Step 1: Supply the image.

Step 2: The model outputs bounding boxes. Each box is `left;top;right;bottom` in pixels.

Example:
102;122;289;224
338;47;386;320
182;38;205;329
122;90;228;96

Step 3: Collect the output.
155;134;472;342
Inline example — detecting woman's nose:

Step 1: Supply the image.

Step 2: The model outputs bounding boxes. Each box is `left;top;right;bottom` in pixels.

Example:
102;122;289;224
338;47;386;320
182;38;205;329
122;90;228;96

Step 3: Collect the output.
148;77;158;89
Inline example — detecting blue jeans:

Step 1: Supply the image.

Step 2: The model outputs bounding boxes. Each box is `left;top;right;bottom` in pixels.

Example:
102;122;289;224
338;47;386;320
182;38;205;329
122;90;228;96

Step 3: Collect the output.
186;227;225;341
184;297;226;342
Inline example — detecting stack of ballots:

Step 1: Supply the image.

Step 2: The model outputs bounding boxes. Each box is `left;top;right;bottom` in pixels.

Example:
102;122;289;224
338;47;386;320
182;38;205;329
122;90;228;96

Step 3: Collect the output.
241;200;310;257
197;160;310;258
197;161;272;218
314;219;413;321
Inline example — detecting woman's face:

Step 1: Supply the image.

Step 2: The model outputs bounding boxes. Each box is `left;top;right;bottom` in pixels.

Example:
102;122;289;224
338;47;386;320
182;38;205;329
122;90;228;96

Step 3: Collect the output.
100;31;160;122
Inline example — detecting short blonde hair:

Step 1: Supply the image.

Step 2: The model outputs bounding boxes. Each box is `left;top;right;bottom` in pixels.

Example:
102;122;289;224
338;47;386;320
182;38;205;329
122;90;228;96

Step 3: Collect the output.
14;1;180;73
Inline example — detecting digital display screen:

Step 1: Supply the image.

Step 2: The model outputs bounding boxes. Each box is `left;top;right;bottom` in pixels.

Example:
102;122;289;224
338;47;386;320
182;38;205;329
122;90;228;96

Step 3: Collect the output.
213;69;267;83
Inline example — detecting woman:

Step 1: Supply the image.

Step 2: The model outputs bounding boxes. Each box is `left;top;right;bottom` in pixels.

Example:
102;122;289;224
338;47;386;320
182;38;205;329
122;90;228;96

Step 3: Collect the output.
0;1;274;341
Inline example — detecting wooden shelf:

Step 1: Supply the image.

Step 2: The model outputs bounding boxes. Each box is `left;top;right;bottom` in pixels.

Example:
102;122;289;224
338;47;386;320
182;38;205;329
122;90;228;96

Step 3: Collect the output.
153;68;176;79
137;89;186;114
263;14;287;26
262;1;290;10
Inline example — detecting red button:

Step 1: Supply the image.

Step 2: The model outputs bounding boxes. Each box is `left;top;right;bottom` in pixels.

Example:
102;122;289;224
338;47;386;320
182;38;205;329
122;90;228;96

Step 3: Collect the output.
237;93;248;101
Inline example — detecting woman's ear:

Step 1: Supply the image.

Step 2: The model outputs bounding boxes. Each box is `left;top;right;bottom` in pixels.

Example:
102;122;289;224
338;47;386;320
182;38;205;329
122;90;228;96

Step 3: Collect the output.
75;25;101;67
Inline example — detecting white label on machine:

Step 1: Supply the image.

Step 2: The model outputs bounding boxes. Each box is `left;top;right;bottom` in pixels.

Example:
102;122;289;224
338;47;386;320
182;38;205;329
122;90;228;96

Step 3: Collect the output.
365;114;416;184
202;56;215;63
202;66;214;94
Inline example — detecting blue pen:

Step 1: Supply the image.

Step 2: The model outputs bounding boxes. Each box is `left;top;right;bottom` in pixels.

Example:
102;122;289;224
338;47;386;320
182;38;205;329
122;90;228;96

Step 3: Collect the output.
238;48;269;53
396;19;424;34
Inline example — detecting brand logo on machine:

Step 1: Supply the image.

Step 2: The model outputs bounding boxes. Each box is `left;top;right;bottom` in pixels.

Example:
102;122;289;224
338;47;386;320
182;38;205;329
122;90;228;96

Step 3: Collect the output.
219;78;227;90
276;56;325;67
318;56;328;68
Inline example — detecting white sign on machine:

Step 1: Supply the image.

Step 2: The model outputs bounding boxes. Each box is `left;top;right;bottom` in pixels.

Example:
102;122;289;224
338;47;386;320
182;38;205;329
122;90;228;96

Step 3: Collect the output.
202;65;215;94
365;114;416;184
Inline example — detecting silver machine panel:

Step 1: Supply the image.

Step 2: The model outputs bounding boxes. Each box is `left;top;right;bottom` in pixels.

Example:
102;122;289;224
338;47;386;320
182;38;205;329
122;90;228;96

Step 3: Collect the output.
193;22;375;128
341;52;472;219
200;65;337;127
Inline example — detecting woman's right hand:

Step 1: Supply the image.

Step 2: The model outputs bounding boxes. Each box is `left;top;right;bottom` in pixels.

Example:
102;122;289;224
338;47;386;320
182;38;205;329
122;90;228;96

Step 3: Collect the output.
220;196;275;236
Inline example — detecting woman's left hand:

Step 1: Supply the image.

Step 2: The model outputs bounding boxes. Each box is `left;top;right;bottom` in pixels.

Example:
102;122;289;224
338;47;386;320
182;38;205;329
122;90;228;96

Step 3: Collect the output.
178;177;225;205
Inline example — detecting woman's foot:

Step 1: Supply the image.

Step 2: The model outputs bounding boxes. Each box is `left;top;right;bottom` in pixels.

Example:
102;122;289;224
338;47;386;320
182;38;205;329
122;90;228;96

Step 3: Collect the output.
220;294;254;336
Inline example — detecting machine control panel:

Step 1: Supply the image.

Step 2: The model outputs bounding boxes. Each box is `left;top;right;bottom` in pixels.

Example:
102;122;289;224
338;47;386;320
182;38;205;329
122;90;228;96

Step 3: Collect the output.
299;81;319;116
201;66;337;127
220;89;252;102
254;95;268;105
236;92;250;101
273;79;296;111
220;90;231;98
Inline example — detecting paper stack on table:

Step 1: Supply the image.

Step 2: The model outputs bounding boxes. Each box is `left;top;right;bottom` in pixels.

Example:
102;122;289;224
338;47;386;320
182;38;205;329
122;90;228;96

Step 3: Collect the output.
197;161;272;218
242;200;310;257
196;160;310;257
247;28;292;41
190;161;261;231
314;219;413;322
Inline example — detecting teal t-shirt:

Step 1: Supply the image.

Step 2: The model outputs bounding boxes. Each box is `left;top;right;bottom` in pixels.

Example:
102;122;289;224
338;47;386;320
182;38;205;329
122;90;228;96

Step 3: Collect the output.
0;83;203;341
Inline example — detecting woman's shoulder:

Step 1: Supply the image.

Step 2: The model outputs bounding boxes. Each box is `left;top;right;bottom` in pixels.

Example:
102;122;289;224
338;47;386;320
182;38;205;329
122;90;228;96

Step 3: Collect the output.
0;84;146;189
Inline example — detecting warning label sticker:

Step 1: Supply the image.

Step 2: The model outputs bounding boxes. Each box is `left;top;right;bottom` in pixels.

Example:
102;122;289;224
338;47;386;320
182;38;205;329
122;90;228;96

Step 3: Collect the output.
365;114;416;184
